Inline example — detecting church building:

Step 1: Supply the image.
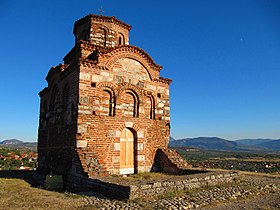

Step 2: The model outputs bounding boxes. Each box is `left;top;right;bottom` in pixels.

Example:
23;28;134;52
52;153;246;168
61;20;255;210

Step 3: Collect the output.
38;14;172;181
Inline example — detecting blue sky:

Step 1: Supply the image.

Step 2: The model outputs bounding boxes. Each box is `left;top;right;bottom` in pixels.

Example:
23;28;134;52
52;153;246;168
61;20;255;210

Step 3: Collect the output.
0;0;280;141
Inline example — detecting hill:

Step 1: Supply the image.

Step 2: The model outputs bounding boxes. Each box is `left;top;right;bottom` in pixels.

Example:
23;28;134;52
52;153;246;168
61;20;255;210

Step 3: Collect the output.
0;139;23;145
0;139;37;149
235;139;276;146
234;138;280;151
169;137;269;152
258;140;280;150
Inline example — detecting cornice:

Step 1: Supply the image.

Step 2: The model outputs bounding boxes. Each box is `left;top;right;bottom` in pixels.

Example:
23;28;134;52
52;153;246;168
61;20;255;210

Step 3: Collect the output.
67;41;162;73
80;41;106;53
77;58;109;70
73;14;132;34
153;77;172;85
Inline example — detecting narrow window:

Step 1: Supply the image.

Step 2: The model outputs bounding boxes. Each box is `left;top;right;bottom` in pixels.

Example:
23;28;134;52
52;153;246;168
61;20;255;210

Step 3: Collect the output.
149;96;155;119
119;37;122;45
117;34;125;46
92;28;107;47
100;90;114;116
91;82;96;88
103;30;107;47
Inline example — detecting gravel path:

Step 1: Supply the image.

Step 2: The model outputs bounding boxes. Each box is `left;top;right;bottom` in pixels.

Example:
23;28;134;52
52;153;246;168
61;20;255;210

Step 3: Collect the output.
80;175;280;209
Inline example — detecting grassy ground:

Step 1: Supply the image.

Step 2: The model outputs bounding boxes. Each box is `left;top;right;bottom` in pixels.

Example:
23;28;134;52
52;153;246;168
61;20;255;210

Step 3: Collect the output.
0;178;85;210
209;168;280;177
1;172;279;210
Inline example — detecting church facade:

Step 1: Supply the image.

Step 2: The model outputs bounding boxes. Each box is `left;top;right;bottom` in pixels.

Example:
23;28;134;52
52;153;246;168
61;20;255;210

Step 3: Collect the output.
38;14;172;179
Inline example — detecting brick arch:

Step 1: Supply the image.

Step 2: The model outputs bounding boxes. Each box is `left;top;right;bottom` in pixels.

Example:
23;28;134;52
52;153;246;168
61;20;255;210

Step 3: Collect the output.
116;122;140;134
96;81;117;91
145;94;156;120
116;84;146;118
104;46;162;71
116;83;143;99
143;90;156;99
117;89;140;118
103;46;162;80
96;82;117;99
92;24;109;34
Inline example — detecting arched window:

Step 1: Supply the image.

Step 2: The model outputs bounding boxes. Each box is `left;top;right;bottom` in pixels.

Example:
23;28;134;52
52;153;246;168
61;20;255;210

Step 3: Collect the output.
119;37;122;45
99;89;115;116
120;90;139;117
117;33;125;46
146;95;155;119
92;28;107;47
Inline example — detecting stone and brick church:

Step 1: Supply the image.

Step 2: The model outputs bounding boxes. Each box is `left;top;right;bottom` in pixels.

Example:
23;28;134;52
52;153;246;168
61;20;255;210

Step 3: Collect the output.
38;14;180;183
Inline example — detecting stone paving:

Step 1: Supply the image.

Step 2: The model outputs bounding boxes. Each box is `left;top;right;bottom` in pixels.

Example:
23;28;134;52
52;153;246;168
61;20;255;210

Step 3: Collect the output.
79;175;280;209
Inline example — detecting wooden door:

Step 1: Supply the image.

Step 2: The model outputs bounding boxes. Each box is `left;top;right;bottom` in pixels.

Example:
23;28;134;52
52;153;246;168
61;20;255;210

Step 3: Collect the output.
120;128;134;174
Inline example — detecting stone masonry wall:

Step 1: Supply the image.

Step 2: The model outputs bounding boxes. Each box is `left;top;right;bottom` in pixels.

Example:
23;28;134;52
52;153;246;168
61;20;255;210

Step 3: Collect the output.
38;63;79;175
82;171;239;200
39;14;172;182
75;48;171;175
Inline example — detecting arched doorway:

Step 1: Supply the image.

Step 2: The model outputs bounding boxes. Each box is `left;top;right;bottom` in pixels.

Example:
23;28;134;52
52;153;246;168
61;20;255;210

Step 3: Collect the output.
120;128;135;174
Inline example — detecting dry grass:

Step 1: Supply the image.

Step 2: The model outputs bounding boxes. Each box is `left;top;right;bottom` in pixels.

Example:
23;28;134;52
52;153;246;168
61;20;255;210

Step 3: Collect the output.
238;170;280;178
0;178;85;210
208;168;280;178
100;172;174;185
126;172;171;180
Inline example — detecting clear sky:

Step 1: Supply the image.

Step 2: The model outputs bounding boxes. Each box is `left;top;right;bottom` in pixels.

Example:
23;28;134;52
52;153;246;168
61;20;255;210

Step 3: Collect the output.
0;0;280;142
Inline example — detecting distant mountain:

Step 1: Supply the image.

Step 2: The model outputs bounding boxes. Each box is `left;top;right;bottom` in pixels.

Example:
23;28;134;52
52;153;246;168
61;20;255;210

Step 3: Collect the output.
0;139;23;145
235;139;276;146
169;137;269;152
258;140;280;150
0;139;37;149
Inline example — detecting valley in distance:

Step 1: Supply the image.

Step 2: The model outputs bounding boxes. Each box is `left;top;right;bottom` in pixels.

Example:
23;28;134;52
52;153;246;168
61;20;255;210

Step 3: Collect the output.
169;136;280;174
1;137;280;173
